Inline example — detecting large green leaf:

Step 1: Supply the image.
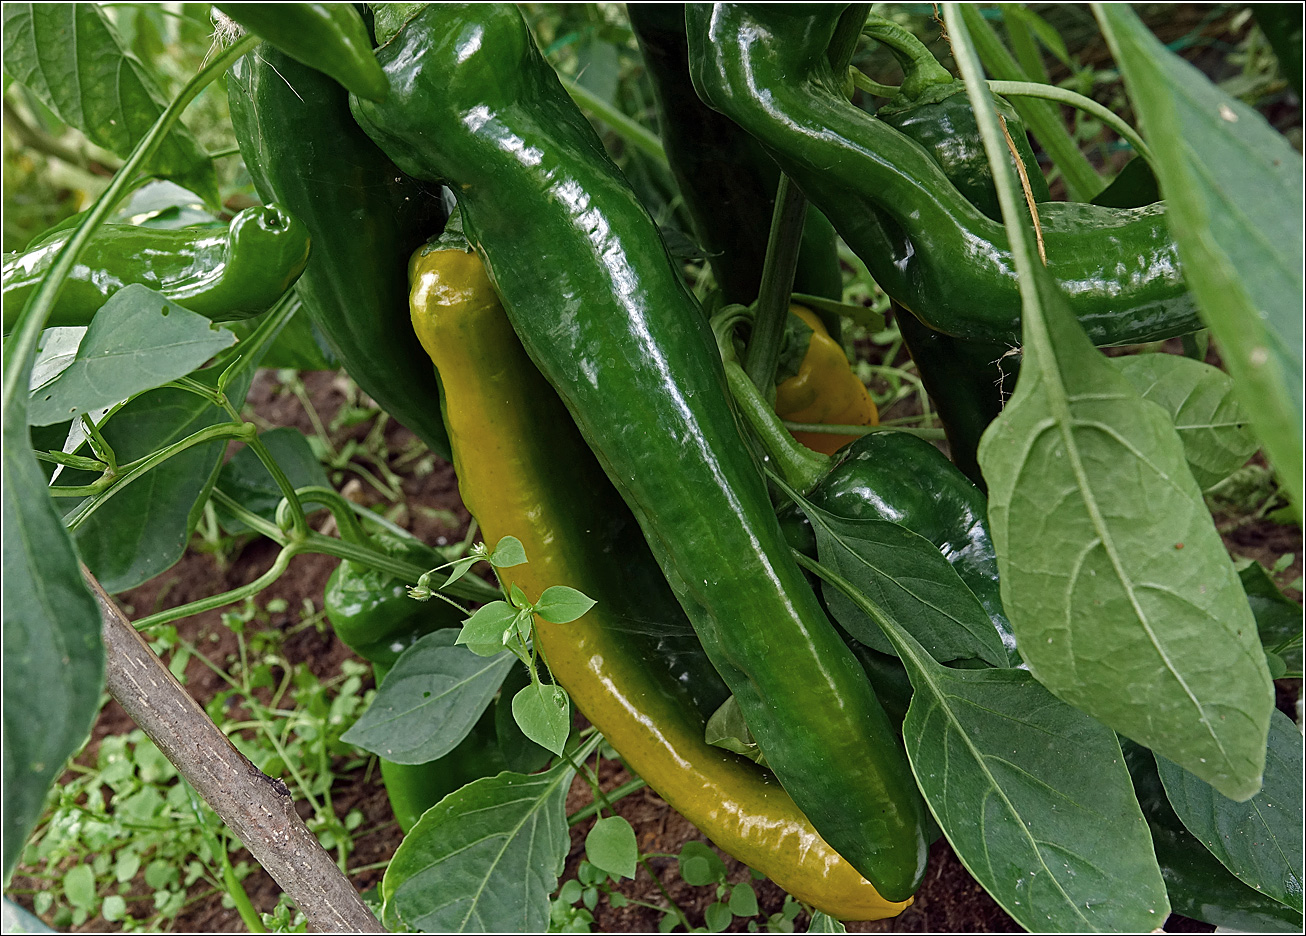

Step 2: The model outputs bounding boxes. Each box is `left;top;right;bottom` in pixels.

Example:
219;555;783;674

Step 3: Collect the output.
808;556;1168;932
799;501;1007;666
1156;709;1304;914
341;630;514;765
1095;4;1304;514
1;4;218;207
381;758;574;932
1109;353;1256;490
2;416;102;881
28;286;235;427
1124;740;1302;932
951;3;1274;802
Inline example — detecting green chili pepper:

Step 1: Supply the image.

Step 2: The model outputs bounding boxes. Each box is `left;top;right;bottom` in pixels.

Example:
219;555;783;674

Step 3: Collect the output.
629;4;843;310
214;3;388;102
227;45;453;462
324;532;505;834
352;4;928;900
1;205;309;333
686;4;1201;347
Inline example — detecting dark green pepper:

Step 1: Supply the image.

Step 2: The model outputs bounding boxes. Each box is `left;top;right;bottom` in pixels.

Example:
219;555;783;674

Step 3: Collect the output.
721;339;1017;665
629;3;843;309
324;533;505;833
352;4;928;900
1;205;309;333
215;3;388;102
227;44;454;462
686;4;1202;347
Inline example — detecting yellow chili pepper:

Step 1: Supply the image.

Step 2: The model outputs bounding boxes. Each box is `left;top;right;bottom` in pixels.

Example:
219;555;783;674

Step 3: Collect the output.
410;245;909;921
774;305;878;455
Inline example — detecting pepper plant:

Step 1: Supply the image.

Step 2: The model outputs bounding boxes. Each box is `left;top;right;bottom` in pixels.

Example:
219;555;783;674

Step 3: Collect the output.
2;3;1302;934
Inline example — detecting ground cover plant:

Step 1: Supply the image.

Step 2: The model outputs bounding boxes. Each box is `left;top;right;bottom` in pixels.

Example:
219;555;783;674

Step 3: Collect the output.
2;3;1302;933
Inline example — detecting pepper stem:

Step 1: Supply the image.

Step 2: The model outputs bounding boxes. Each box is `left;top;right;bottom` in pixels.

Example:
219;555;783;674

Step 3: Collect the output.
724;359;830;496
744;174;808;401
863;14;954;100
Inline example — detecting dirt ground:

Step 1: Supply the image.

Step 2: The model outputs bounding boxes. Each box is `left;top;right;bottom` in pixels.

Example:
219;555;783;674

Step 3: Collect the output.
10;353;1300;934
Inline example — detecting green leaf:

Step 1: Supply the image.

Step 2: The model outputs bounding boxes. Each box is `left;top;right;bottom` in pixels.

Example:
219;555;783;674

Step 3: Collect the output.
2;417;102;881
1;4;218;206
1096;4;1304;514
962;5;1273;799
341;630;513;765
1109;353;1257;490
704;901;732;932
64;362;254;592
28;327;86;391
61;863;96;909
800;503;1007;666
495;662;553;774
585;816;637;881
512;681;571;756
703;695;767;766
372;3;431;45
1123;740;1303;932
677;841;726;887
2;898;57;933
533;586;596;624
213;427;329;534
27;287;235;427
456;601;517;655
728;882;759;918
1239;563;1303;678
1089;156;1160;209
442;555;479;590
381;759;575;932
806;909;845;933
489;535;527;569
1156;709;1304;914
805;552;1169;931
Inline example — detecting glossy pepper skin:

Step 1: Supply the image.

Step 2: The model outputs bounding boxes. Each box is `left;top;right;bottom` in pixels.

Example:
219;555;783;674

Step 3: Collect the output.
354;4;929;901
226;45;453;462
628;4;843;309
324;535;506;833
686;4;1202;347
774;305;878;455
410;240;908;920
1;205;309;333
214;3;388;102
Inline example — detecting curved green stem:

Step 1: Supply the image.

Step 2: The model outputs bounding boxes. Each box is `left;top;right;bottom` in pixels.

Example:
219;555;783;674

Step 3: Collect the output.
986;80;1154;166
303;533;502;603
133;543;299;630
63;421;256;531
862;13;953;98
850;69;902;98
280;485;369;545
210;487;284;540
2;33;259;415
724;360;830;495
242;434;309;540
567;777;647;826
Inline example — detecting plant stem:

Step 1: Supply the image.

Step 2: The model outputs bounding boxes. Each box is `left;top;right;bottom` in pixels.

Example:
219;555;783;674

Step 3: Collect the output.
725;360;830;495
863;13;953;97
132;545;299;630
568;778;647;826
62;421;255;530
744;174;808;399
285;485;369;545
987;80;1154;165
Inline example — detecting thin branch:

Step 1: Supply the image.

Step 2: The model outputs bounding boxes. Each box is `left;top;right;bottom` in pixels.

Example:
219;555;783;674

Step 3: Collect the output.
88;570;384;933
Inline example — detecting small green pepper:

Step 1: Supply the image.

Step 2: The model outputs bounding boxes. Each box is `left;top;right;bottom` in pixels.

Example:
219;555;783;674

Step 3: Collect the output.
1;205;309;333
324;532;504;834
214;3;388;102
